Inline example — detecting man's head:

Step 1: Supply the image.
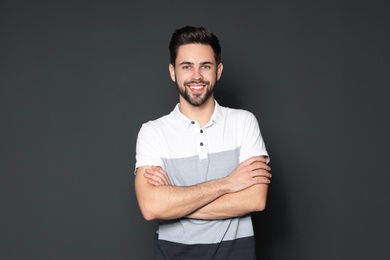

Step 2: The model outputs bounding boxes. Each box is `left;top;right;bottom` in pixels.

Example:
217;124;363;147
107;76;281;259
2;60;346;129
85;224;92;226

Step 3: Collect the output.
168;26;223;107
169;26;221;66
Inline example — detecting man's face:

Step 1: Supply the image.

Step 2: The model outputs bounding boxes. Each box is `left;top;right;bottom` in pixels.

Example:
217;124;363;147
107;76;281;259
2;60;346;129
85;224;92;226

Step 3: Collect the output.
169;44;223;107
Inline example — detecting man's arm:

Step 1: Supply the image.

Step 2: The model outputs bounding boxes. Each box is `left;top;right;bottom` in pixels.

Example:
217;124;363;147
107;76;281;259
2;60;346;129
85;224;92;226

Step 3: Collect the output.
186;184;268;220
135;166;230;221
135;156;271;221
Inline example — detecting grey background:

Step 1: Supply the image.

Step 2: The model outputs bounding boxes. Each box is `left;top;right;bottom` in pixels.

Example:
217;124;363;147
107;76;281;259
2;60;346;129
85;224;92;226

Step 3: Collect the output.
1;1;389;259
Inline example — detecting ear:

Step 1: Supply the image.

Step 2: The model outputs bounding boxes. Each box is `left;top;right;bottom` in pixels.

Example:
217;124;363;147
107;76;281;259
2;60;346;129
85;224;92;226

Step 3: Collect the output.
169;64;176;82
216;63;223;80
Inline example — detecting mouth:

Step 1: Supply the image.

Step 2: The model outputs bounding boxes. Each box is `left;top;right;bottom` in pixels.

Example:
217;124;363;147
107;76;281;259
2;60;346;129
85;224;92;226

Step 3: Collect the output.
186;81;208;93
188;85;206;91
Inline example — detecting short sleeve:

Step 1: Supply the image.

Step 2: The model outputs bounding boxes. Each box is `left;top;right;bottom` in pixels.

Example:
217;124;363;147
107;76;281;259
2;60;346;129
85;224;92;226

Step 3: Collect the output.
134;123;164;173
239;112;270;164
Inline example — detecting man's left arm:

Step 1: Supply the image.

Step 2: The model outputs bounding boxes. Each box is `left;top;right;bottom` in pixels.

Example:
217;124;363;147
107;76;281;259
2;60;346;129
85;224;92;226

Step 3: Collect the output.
186;182;268;220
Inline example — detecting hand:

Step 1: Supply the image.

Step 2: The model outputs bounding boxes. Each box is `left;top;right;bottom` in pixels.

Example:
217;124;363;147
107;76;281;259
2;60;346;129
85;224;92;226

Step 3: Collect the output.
143;166;172;186
225;156;272;193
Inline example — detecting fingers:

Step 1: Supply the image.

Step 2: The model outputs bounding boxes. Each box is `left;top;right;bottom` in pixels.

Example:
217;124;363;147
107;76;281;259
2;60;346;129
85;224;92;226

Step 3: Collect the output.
251;163;272;182
251;169;272;178
144;166;172;186
245;157;272;184
250;161;271;173
253;176;271;184
226;156;272;193
146;167;171;185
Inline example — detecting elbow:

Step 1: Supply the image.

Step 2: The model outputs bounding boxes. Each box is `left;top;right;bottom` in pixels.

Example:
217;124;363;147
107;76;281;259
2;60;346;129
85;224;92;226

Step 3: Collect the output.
140;204;182;221
135;186;164;220
143;212;158;222
253;200;267;212
251;195;267;212
139;203;160;221
139;201;175;221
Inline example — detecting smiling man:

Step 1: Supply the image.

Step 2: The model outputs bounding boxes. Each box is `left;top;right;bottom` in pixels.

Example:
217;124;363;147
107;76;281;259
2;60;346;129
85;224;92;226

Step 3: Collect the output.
134;26;271;260
170;43;220;108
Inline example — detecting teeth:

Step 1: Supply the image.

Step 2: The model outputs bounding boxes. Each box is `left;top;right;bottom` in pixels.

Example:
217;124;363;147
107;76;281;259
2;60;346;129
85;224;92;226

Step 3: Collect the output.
190;86;204;89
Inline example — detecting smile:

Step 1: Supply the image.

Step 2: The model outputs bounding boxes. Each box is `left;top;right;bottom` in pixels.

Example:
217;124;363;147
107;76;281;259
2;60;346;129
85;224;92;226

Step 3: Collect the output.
189;85;205;90
185;82;207;92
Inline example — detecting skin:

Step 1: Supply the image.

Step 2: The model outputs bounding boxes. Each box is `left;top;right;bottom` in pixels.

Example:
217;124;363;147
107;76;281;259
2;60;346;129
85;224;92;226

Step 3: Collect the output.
134;43;271;221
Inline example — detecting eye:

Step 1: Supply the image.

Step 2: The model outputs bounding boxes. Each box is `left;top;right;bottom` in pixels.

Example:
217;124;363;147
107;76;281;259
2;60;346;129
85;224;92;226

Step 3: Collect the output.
182;65;191;70
202;64;212;70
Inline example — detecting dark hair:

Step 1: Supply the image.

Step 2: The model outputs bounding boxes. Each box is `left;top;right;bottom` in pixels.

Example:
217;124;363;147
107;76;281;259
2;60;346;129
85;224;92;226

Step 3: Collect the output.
169;26;221;65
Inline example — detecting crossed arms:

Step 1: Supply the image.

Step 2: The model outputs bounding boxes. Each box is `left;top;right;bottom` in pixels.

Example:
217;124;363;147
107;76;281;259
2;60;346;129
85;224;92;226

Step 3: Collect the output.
134;156;272;221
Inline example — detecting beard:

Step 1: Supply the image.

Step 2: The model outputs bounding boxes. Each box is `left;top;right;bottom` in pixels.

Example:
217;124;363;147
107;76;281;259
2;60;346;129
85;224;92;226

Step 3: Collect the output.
175;79;216;107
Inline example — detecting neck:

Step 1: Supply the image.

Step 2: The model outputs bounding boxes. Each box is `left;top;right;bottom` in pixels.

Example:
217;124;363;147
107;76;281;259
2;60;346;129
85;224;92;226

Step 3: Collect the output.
179;96;215;127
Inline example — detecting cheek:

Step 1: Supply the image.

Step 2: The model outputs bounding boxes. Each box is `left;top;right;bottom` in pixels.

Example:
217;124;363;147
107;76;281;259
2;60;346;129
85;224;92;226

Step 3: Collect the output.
175;72;189;83
206;71;218;81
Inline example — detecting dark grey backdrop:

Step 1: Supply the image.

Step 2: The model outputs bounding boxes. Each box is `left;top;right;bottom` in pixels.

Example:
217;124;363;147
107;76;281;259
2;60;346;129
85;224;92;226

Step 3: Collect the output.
1;1;389;259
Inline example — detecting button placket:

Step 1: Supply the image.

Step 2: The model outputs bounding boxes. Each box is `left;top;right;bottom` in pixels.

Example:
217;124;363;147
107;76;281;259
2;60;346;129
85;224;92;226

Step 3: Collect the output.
198;128;207;159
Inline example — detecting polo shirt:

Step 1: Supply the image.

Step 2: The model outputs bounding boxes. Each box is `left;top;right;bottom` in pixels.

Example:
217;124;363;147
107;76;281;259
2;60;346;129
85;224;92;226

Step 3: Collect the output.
135;100;269;259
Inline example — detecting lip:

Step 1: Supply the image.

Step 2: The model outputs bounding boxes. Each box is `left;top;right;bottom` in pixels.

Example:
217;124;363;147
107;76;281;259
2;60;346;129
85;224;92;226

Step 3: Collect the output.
187;84;207;93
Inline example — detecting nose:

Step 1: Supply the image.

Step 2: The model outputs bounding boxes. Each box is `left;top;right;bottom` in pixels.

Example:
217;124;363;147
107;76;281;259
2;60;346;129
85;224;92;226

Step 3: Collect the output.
191;68;203;80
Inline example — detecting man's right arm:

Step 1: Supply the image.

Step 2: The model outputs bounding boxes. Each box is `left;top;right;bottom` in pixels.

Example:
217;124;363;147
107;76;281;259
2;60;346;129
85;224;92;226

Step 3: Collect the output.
134;156;271;221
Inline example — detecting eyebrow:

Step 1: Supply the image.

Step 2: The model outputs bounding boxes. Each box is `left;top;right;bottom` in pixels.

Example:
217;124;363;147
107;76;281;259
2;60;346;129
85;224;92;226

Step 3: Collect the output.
178;61;214;66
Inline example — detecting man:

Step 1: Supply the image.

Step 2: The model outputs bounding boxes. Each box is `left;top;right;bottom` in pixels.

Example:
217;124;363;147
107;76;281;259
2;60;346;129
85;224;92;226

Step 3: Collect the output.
134;26;271;259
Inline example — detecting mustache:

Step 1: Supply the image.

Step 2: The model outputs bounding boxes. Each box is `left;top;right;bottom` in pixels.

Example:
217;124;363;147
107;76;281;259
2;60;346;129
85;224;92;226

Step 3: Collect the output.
185;80;209;85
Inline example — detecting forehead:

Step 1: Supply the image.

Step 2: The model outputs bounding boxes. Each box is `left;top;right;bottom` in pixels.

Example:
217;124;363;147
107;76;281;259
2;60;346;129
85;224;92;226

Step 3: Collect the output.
176;44;216;63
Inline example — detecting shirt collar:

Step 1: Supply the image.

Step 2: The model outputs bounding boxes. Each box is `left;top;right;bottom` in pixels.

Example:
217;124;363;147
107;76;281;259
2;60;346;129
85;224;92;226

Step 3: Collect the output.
172;100;224;128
